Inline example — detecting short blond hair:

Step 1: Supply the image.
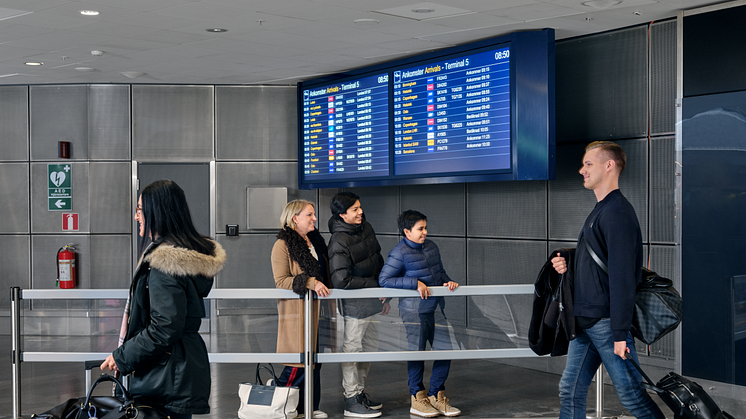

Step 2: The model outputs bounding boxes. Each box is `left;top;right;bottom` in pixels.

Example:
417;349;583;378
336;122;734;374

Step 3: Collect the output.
585;141;626;173
280;199;315;230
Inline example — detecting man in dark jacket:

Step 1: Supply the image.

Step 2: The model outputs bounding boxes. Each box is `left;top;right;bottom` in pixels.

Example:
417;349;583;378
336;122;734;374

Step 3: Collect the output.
328;192;387;418
551;142;664;419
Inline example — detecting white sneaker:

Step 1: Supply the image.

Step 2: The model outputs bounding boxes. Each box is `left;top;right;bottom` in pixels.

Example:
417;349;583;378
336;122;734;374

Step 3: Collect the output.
313;410;328;418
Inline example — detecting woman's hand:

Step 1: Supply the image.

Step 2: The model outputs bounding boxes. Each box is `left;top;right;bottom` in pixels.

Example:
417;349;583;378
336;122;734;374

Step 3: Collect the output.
100;354;118;372
417;281;431;299
314;281;330;298
444;281;459;291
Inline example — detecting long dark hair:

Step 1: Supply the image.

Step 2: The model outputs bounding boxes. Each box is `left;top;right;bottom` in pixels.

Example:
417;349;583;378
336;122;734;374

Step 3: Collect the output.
139;180;215;256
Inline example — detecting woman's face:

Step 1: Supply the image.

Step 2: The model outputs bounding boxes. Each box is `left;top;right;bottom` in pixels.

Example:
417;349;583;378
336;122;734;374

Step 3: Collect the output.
293;204;317;236
134;196;145;237
339;200;363;225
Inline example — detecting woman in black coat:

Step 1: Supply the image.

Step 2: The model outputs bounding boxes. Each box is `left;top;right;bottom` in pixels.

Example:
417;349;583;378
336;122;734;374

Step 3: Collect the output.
101;180;226;419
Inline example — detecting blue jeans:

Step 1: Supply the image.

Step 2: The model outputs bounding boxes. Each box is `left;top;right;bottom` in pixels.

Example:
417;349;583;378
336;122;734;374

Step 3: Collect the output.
400;298;454;396
559;319;664;419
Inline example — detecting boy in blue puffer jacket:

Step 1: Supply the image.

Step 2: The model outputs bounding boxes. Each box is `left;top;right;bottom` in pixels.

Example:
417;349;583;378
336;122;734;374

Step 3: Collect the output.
379;210;461;417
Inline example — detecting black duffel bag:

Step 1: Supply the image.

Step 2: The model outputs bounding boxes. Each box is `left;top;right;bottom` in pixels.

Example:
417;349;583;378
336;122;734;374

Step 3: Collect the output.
626;356;735;419
32;374;168;419
631;268;683;345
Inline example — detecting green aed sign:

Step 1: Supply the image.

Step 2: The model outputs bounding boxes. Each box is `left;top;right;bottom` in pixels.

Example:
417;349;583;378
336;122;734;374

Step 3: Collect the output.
48;164;72;211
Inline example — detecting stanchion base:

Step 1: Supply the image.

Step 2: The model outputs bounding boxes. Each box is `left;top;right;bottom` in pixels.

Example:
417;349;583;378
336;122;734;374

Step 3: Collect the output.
586;410;622;419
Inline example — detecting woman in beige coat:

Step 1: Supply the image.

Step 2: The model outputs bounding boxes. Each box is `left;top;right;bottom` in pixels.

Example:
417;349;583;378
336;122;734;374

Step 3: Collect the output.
271;199;333;419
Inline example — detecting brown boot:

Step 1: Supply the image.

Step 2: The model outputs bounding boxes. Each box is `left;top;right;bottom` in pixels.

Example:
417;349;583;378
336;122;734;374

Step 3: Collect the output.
410;390;440;417
428;391;461;417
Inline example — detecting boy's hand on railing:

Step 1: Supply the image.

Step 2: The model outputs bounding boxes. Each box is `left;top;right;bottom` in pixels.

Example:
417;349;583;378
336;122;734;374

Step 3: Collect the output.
444;281;459;291
417;281;431;299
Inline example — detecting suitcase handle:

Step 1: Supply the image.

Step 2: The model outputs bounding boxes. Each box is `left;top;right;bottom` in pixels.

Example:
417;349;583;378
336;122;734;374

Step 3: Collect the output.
622;353;658;389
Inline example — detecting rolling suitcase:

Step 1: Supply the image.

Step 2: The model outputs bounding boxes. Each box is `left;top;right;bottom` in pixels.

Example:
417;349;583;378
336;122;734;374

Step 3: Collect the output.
626;356;736;419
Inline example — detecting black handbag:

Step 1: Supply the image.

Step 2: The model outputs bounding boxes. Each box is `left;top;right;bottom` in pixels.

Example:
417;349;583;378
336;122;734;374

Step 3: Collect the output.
626;356;735;419
584;241;683;345
32;374;168;419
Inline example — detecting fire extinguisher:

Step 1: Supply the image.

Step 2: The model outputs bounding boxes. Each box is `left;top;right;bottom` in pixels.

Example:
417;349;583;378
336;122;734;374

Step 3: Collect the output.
57;244;76;289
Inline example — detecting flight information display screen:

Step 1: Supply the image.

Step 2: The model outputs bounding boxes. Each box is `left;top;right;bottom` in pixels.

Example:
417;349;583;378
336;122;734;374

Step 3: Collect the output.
300;73;390;181
393;46;511;176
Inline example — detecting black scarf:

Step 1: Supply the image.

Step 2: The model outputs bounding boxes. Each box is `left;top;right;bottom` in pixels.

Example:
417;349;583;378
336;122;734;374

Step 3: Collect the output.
277;227;330;295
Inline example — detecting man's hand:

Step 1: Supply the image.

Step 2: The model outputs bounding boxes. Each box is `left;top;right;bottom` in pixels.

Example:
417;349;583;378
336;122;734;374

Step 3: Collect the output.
551;253;567;274
100;354;118;372
614;341;629;359
417;281;431;299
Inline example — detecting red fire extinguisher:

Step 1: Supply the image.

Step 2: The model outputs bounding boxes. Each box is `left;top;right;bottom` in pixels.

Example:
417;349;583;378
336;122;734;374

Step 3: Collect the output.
57;244;76;289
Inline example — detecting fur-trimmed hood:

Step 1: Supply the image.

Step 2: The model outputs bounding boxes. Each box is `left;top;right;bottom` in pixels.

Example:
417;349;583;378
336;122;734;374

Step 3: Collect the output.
144;240;226;296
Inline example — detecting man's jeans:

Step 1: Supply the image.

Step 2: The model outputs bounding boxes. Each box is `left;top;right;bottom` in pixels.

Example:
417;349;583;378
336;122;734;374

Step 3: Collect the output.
559;319;665;419
342;315;378;399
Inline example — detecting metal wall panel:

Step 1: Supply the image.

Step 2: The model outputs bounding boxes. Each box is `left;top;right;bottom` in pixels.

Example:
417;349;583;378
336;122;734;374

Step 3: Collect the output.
0;163;30;233
216;86;297;161
548;143;599;240
215;234;278;309
650;21;677;136
401;183;465;237
30;85;89;160
432;237;466;327
216;162;315;234
90;235;132;289
0;235;30;309
132;85;214;161
650;137;675;243
467;239;546;343
556;26;648;142
467;180;547;239
617;139;648;242
88;85;131;160
0;86;29;161
31;162;90;234
345;186;400;235
377;234;401;260
31;235;91;311
90;162;131;234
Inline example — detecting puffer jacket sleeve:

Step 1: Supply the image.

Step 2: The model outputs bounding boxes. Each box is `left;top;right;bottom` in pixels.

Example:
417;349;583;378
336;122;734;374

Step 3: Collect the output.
114;269;187;375
379;242;418;289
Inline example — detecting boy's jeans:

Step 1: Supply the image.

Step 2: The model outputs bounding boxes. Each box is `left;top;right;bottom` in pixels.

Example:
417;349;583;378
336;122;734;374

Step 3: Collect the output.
400;300;453;396
559;319;665;419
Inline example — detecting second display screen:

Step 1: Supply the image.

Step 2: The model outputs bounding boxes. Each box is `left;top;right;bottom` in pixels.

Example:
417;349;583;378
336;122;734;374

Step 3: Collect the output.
393;46;511;176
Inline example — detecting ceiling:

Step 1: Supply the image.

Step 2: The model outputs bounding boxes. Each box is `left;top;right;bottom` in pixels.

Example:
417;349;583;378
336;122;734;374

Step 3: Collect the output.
0;0;723;86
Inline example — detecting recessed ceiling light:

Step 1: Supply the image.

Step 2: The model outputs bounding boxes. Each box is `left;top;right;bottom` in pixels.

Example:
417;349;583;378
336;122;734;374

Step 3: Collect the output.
354;18;380;25
206;28;228;33
75;67;95;72
633;10;642;16
581;0;621;9
412;8;435;13
25;61;43;66
80;10;99;16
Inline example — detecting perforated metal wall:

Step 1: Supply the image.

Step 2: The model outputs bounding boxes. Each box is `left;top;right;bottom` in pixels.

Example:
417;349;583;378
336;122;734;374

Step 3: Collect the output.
90;162;131;234
467;180;547;239
650;137;676;243
30;85;88;160
132;85;214;161
216;234;279;310
556;26;648;142
90;235;132;289
0;235;30;309
345;186;400;235
0;86;28;161
0;163;29;234
216;86;297;161
548;143;599;240
401;183;465;236
88;85;131;160
650;21;677;135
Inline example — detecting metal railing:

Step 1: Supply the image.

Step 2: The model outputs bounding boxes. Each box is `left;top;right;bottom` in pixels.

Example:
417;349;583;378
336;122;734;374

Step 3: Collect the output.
10;285;613;419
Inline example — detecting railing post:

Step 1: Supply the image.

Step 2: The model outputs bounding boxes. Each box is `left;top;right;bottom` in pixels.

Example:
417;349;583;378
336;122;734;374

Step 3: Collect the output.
304;289;314;417
11;287;22;419
586;364;619;419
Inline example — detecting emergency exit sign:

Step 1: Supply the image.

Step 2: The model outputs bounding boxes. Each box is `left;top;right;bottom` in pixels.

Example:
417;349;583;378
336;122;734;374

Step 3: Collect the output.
48;164;72;211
